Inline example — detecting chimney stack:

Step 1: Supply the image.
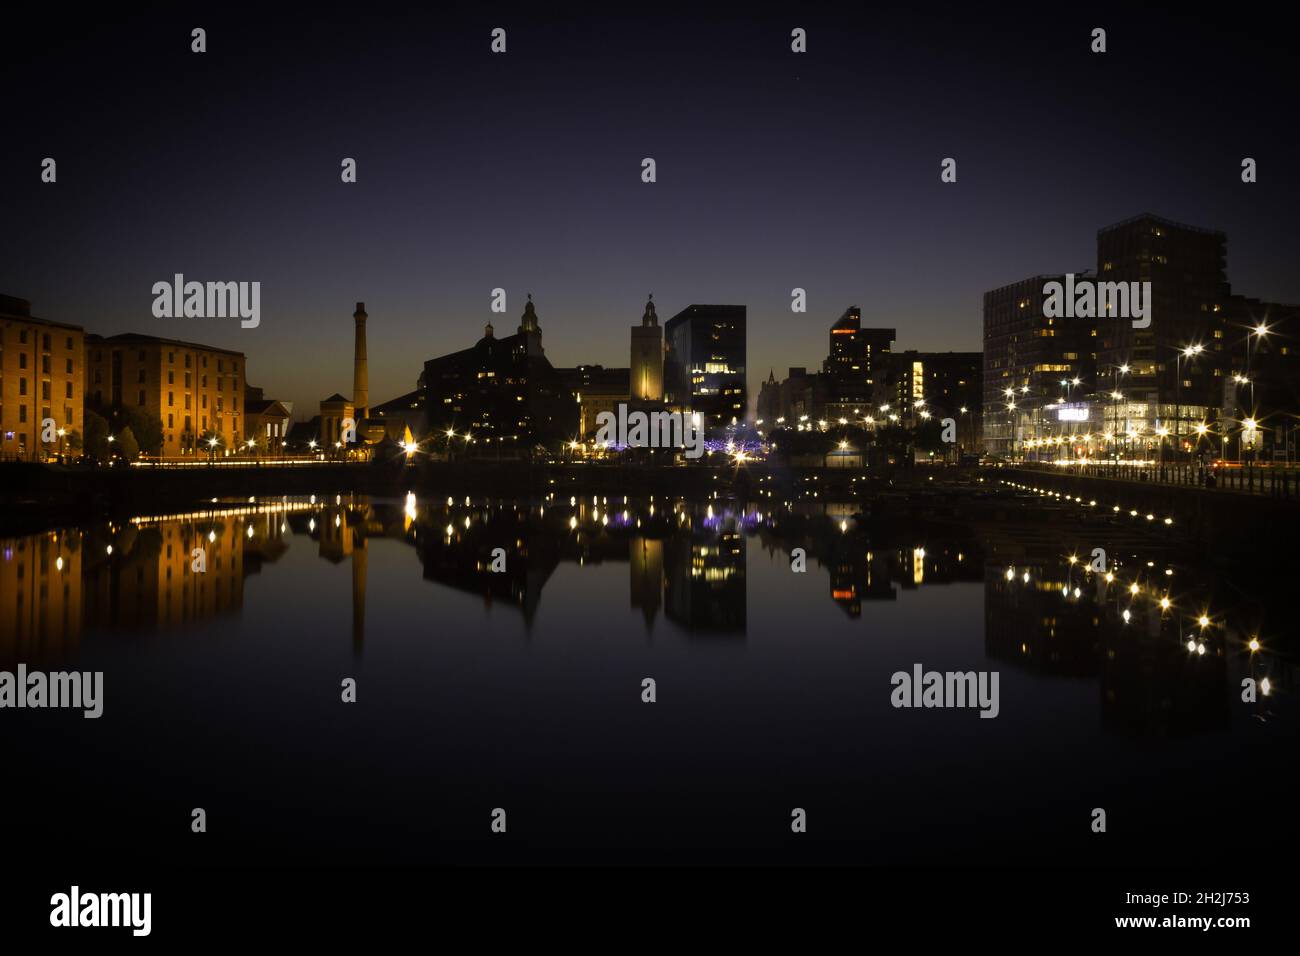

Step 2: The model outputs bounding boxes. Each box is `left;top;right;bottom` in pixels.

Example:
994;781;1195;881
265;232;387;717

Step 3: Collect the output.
353;302;368;420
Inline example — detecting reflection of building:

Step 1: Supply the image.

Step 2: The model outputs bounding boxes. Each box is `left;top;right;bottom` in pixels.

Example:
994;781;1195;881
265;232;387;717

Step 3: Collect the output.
664;529;745;633
0;295;84;462
0;532;83;663
629;537;663;631
86;332;246;456
419;296;577;448
82;521;246;631
663;304;746;429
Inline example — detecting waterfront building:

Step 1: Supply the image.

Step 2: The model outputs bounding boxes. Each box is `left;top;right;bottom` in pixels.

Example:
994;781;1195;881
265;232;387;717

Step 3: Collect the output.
419;295;577;449
1094;214;1231;448
663;304;746;430
982;274;1095;458
556;364;630;439
85;331;245;457
244;385;294;454
0;295;84;462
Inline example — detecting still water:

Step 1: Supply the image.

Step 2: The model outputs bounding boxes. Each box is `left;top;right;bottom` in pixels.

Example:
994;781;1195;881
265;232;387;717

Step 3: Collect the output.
4;491;1294;865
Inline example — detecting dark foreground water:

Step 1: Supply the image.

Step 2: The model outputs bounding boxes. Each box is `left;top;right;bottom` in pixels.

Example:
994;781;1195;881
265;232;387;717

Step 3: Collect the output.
3;491;1295;866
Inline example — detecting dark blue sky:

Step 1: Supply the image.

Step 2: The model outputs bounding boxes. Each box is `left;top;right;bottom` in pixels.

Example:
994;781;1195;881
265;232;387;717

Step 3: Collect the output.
4;3;1297;413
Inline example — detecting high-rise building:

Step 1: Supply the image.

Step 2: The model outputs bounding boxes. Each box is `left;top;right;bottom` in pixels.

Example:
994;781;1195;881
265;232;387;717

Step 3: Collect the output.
629;295;663;401
1095;214;1231;441
982;275;1095;457
663;304;746;429
0;295;84;461
823;306;894;411
85;333;245;457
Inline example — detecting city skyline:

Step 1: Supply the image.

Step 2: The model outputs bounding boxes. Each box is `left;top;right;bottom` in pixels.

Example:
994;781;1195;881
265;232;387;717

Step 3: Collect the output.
4;9;1298;415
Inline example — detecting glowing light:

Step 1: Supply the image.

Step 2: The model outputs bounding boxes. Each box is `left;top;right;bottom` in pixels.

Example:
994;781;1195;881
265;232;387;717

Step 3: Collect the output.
1198;615;1210;627
1248;638;1260;652
1159;597;1171;610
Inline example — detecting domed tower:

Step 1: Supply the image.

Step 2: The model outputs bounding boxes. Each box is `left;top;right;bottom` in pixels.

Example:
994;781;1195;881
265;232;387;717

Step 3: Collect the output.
630;294;663;401
517;294;543;356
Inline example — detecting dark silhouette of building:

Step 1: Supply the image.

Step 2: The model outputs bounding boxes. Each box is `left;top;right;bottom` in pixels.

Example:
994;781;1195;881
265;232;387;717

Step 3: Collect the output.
419;295;577;449
663;304;746;429
823;307;894;417
886;350;982;454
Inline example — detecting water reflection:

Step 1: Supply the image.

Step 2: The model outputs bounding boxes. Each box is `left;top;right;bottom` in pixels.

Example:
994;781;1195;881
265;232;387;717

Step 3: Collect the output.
1;493;1291;740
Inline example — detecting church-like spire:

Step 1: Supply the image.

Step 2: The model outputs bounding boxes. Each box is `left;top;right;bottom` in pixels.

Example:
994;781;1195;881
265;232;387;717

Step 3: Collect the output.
484;321;494;339
641;293;658;327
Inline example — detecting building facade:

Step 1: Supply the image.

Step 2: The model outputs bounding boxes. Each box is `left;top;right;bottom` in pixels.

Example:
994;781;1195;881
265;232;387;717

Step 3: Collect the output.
1095;214;1231;447
629;295;664;402
982;275;1096;457
85;333;246;457
663;304;746;430
557;364;630;439
0;295;84;461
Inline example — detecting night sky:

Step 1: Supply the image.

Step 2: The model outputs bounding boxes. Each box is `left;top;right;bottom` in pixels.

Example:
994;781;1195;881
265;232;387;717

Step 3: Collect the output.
3;4;1297;414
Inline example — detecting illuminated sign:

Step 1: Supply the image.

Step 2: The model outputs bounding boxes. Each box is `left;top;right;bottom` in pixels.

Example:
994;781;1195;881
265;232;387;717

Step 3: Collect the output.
1056;403;1089;422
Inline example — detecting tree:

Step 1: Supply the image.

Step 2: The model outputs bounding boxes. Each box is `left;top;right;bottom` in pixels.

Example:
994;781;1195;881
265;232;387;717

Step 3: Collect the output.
115;426;140;462
913;418;946;455
121;407;164;456
83;410;110;463
86;401;164;456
